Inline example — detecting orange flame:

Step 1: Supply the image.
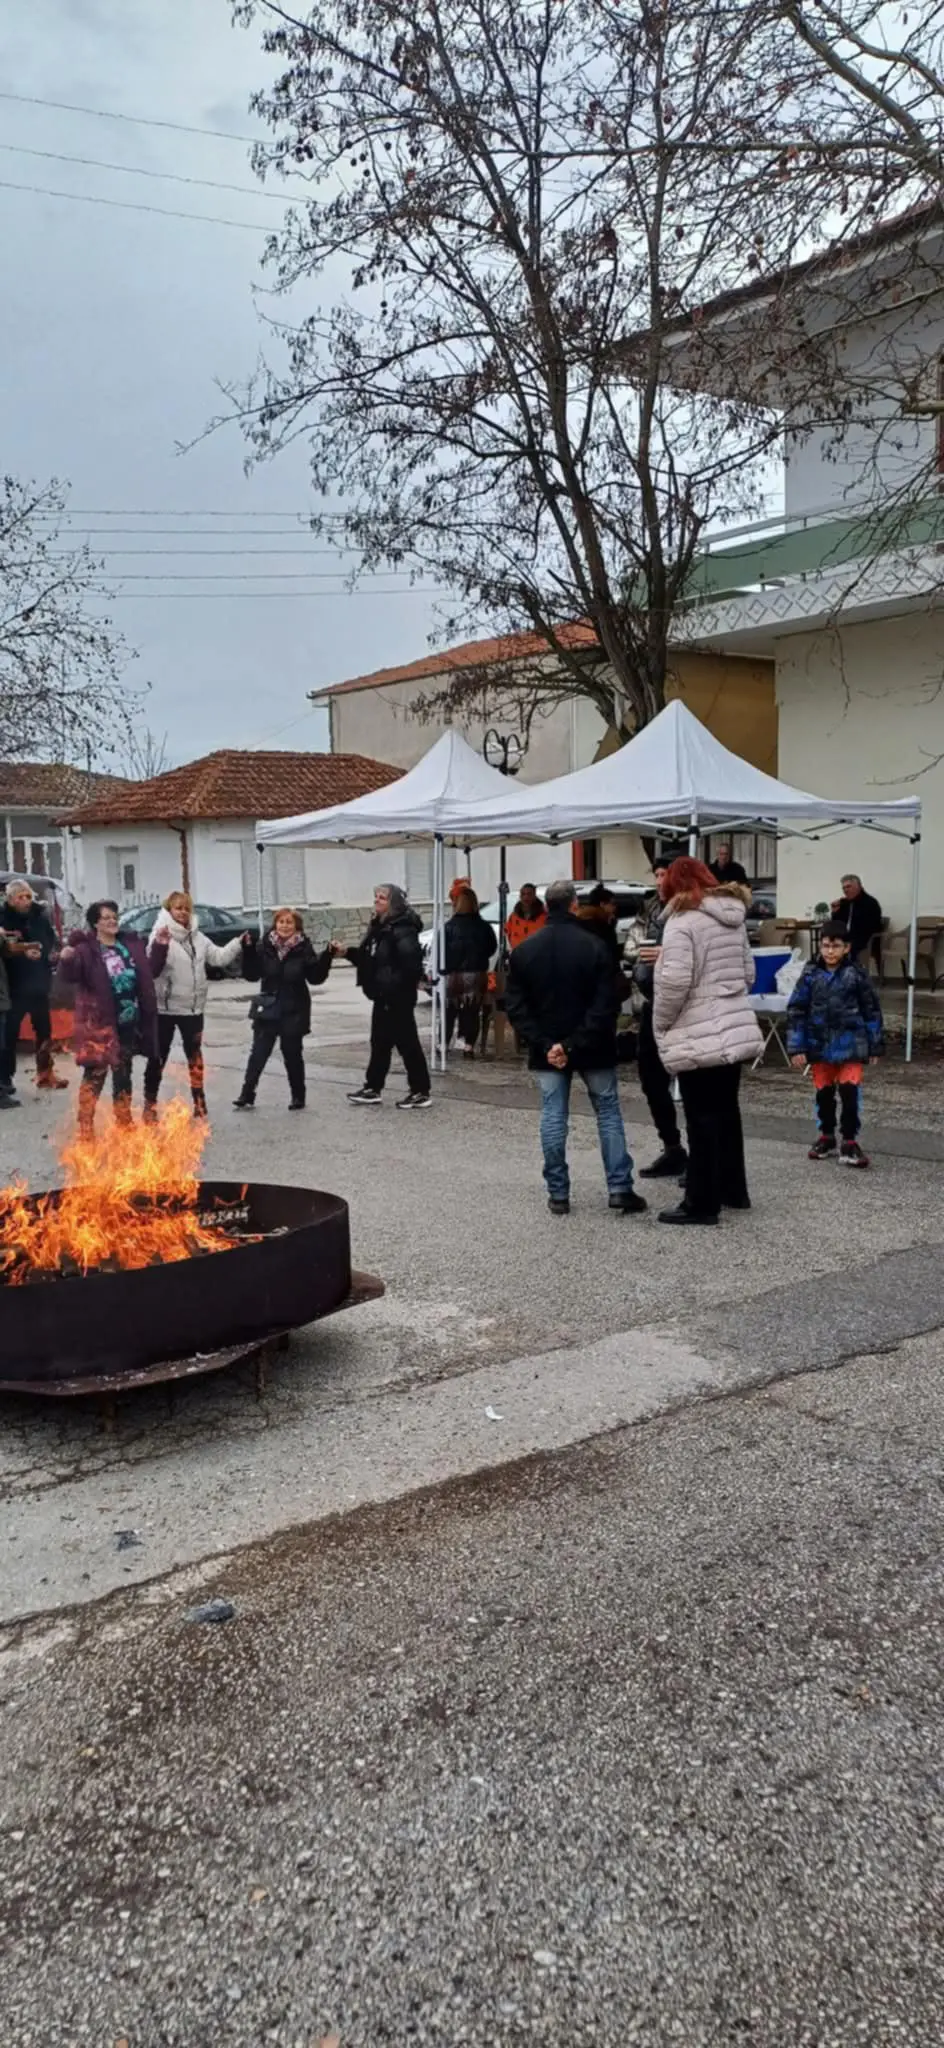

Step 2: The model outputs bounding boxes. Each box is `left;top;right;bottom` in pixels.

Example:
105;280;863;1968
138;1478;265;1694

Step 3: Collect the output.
0;1100;241;1284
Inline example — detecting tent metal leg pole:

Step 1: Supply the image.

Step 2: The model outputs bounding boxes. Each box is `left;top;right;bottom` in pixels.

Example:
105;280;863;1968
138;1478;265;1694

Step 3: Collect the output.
428;836;439;1070
672;807;701;1108
434;835;446;1072
440;839;448;1070
905;831;920;1063
256;845;265;938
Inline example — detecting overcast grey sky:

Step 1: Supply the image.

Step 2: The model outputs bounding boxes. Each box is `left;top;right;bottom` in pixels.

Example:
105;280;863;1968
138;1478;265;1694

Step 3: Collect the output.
0;0;449;765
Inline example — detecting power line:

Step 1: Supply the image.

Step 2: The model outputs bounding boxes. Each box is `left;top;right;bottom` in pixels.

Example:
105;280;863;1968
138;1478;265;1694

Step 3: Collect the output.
0;174;272;231
49;546;358;558
0;140;303;204
87;570;428;582
40;508;349;520
0;88;261;146
47;524;335;532
92;586;441;599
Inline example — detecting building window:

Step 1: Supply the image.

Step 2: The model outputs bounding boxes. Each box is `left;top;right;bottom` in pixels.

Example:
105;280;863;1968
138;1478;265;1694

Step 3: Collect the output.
1;815;65;879
405;846;433;902
9;835;64;879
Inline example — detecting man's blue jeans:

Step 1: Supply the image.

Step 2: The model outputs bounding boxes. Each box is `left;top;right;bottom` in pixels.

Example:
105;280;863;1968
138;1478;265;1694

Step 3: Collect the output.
536;1067;634;1202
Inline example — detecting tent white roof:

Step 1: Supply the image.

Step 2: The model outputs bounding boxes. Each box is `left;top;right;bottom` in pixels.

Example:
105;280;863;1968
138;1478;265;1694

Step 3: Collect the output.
256;729;516;848
443;699;921;839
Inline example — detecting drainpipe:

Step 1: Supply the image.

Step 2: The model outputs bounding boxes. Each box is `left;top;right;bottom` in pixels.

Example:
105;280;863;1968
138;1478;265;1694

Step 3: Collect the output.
173;825;190;893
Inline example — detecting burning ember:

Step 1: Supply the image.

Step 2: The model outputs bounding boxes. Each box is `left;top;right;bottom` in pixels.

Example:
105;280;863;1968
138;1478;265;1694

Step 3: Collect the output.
0;1100;244;1285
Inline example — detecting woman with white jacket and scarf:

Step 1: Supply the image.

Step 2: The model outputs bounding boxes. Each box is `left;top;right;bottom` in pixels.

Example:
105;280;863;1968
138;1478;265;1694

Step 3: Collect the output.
653;856;762;1227
145;890;250;1118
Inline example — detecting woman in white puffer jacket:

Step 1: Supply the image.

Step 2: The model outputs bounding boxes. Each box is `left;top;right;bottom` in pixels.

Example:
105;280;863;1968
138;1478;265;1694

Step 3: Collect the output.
145;890;250;1118
653;857;762;1227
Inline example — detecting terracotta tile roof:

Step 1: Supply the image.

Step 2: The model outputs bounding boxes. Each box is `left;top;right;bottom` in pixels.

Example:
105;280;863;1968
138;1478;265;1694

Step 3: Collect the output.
315;622;598;697
58;749;400;827
0;761;132;810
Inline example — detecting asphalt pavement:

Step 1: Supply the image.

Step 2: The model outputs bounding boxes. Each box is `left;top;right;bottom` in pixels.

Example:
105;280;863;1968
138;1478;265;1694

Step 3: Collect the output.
2;1340;943;2046
0;971;943;2044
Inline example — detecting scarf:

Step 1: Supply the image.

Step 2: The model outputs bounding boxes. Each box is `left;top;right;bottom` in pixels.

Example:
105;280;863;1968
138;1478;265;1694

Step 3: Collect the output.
271;929;304;960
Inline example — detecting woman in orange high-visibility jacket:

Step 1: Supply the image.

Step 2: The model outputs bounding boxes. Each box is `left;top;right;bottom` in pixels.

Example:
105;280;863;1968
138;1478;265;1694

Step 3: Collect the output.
506;884;546;951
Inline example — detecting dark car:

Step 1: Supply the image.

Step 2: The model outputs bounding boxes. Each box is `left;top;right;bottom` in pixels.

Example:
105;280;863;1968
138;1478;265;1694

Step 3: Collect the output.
120;901;249;975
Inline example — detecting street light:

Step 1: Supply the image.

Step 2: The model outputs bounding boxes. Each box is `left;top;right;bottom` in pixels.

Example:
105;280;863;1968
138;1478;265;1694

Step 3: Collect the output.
482;728;524;962
483;728;523;778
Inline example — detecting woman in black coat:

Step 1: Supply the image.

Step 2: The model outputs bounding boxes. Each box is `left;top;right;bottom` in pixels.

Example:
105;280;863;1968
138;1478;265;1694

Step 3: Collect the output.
444;885;497;1057
234;908;332;1110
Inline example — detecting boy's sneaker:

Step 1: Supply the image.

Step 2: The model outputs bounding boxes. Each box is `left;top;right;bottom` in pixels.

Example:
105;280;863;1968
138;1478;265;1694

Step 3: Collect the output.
808;1134;837;1161
347;1086;382;1105
396;1090;432;1109
839;1139;870;1169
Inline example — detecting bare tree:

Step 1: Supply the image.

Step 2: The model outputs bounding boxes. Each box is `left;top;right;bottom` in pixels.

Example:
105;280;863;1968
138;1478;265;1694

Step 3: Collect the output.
120;725;170;781
777;0;944;195
0;477;140;764
227;0;835;738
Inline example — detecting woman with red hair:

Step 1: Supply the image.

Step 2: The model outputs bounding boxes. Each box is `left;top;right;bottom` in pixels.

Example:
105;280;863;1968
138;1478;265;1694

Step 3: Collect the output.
652;857;761;1224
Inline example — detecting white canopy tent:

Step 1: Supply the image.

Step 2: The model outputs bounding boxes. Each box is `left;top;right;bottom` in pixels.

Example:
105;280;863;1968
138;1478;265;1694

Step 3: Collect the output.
258;728;514;847
444;698;922;834
258;703;923;1067
256;730;522;1068
448;699;923;1059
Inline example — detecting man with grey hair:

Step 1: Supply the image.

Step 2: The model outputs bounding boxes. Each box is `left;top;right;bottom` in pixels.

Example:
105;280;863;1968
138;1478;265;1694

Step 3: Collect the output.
506;878;645;1216
831;874;883;965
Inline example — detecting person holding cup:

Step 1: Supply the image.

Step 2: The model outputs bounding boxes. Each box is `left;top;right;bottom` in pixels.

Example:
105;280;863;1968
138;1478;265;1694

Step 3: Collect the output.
633;863;688;1180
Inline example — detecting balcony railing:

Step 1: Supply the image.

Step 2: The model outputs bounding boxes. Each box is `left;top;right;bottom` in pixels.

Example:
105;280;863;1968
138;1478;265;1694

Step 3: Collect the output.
682;492;944;607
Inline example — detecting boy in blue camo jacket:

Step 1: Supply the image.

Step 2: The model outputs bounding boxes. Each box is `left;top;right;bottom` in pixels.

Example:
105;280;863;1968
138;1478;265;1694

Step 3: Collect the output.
787;920;884;1168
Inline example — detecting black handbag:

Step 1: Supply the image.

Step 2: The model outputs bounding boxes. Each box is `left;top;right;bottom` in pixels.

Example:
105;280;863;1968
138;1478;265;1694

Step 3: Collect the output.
249;992;280;1026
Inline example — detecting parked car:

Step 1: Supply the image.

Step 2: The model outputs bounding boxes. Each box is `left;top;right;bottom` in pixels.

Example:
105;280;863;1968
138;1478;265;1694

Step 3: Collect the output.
746;886;777;945
120;901;250;975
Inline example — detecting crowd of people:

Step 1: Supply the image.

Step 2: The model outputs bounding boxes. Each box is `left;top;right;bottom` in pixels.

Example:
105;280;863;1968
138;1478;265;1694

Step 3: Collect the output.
0;864;888;1199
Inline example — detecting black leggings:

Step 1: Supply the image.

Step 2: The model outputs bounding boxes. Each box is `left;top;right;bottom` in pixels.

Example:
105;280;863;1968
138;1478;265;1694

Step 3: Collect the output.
637;1002;681;1150
241;1023;306;1104
145;1013;205;1107
678;1063;748;1217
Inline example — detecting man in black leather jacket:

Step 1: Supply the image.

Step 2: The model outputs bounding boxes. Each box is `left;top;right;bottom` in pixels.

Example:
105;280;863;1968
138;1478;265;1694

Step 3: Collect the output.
506;878;645;1216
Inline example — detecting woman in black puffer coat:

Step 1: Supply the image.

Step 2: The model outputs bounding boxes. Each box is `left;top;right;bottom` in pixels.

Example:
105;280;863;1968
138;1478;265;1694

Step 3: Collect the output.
444;886;497;1057
343;883;432;1108
234;908;332;1110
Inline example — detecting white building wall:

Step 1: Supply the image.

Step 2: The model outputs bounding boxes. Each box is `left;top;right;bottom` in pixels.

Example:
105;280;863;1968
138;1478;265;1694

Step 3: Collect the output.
70;823;185;909
784;300;944;521
776;613;941;929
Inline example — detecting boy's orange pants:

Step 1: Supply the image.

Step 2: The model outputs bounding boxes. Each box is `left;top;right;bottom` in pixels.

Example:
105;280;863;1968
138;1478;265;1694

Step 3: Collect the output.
810;1061;863;1090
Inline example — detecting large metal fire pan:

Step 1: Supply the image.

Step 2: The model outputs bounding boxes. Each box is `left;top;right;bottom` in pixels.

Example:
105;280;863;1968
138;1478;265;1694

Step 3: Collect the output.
0;1181;353;1385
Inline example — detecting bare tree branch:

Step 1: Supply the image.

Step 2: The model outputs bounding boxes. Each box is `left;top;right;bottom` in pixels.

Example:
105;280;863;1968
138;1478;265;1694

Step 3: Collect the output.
0;477;142;764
